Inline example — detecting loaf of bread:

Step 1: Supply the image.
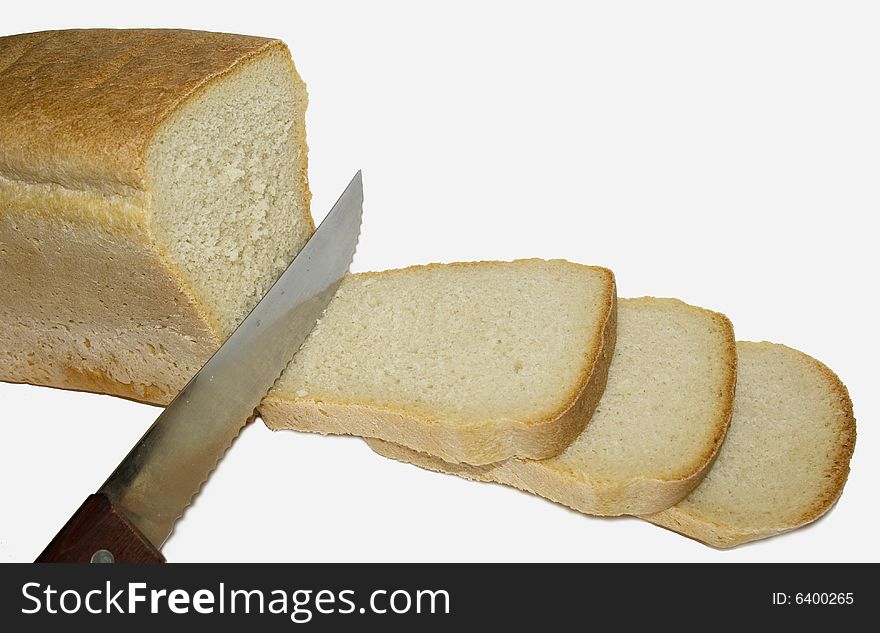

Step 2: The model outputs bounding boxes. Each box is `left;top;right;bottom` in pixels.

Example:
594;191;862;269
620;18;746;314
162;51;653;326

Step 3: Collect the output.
645;342;856;547
261;260;618;464
0;29;313;403
0;30;856;551
365;297;736;514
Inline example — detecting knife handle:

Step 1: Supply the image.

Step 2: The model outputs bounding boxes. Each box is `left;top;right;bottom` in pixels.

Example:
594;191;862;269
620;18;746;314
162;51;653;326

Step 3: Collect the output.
35;493;165;563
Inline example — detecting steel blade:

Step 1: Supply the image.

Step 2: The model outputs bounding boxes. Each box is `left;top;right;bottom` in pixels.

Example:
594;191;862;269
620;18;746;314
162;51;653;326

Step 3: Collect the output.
99;171;363;548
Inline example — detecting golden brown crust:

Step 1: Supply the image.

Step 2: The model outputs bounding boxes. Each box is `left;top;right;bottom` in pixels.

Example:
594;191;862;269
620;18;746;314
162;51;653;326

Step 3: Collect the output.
795;347;857;526
3;364;171;406
645;341;857;548
641;505;751;548
0;29;282;192
698;310;739;473
61;364;170;404
261;260;618;464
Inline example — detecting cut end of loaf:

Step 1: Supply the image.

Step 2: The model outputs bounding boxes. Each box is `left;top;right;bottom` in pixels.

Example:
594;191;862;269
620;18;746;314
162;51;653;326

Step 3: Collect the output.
646;341;856;548
147;44;313;337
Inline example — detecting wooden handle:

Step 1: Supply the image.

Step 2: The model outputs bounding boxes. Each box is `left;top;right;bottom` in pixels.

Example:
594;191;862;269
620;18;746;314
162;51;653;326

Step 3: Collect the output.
35;493;165;563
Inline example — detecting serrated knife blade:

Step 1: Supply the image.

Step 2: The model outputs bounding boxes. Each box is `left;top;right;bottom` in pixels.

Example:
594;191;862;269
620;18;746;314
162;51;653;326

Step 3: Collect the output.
37;171;363;562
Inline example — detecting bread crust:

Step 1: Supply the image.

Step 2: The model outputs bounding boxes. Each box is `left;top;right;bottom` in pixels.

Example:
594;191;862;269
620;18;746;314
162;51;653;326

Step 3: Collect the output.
645;342;856;548
0;204;220;404
0;29;284;192
261;260;618;465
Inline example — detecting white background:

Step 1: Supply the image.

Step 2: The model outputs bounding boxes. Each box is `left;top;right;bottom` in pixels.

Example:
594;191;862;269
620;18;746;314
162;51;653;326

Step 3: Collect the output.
1;1;878;562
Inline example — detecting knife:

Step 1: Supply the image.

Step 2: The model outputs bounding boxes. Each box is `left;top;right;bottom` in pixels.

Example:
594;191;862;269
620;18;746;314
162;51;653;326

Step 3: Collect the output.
35;171;364;563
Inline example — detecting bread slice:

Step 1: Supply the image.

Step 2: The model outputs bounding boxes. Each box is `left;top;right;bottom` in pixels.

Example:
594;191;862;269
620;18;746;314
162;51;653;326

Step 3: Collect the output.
645;341;856;547
366;297;736;515
0;29;313;403
261;260;617;465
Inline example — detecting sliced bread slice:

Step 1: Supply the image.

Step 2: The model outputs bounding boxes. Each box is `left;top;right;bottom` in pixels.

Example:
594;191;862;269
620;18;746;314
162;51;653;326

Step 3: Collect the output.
645;342;856;548
261;259;617;465
366;297;737;515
